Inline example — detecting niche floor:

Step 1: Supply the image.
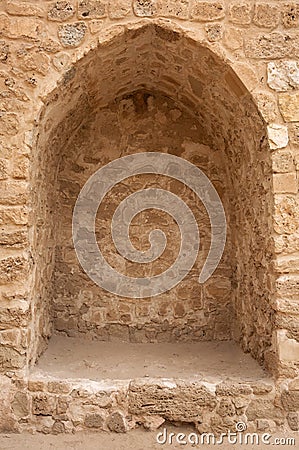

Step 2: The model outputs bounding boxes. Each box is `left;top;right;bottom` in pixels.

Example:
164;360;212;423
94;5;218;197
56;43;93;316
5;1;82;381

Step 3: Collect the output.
31;334;268;382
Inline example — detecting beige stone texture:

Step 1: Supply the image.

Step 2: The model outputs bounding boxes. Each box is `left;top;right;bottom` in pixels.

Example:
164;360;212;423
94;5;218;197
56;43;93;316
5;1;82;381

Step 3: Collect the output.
0;0;297;435
267;61;299;92
279;92;299;122
267;124;289;149
253;3;280;29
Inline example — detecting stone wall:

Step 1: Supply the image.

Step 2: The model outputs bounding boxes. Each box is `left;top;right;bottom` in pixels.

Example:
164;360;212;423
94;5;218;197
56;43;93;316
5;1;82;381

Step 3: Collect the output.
0;0;298;434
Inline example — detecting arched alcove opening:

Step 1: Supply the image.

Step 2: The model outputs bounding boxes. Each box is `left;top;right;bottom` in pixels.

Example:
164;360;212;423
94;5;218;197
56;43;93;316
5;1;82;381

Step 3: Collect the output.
29;22;276;374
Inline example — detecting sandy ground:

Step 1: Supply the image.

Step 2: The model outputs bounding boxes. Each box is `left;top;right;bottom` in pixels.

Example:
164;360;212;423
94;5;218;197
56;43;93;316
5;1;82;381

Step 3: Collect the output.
32;335;268;382
0;426;297;450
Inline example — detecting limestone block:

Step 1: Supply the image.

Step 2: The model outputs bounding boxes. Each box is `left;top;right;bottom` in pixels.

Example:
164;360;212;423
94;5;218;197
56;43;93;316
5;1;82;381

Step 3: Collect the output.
6;1;44;17
0;256;29;284
0;345;25;370
0;181;28;206
58;22;87;47
276;329;299;362
190;1;225;21
158;0;189;19
272;151;294;173
267;124;288;150
255;92;279;123
205;23;222;42
223;27;243;50
287;412;299;431
84;412;105;428
282;390;299;412
282;3;299;28
267;61;299;92
246;399;285;424
279;92;299;122
32;394;56;416
245;33;299;59
0;206;28;226
106;411;127;432
133;0;157;17
0;113;19;136
253;4;279;29
273;173;297;193
0;41;9;62
229;2;252;25
129;380;217;420
78;1;107;19
289;123;299;145
48;2;75;21
12;391;29;418
0;14;42;40
108;0;131;19
274;195;299;234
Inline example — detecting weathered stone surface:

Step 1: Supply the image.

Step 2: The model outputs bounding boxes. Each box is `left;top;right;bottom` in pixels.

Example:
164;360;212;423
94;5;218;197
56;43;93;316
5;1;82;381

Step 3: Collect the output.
58;22;87;47
0;256;29;284
245;33;299;59
205;23;222;42
287;412;299;431
282;390;299;411
267;124;288;149
6;1;44;17
223;27;243;50
32;394;56;416
0;230;28;249
48;2;75;21
78;1;107;19
255;92;279;123
84;412;104;428
190;1;225;21
158;0;189;19
279;92;299;122
12;391;29;418
0;41;9;62
142;414;165;430
0;113;19;136
253;4;279;29
282;3;299;28
107;411;127;432
133;0;157;16
0;346;25;370
274;196;299;234
129;380;217;420
108;0;131;19
229;2;252;25
267;61;299;92
0;14;42;39
246;399;285;424
272;151;294;174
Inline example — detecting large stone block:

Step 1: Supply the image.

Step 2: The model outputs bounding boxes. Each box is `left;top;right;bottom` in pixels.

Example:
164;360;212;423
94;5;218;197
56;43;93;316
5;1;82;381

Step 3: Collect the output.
0;256;29;284
267;124;288;150
48;2;75;21
0;345;26;370
190;1;225;21
129;380;217;421
6;1;44;17
229;2;252;25
253;4;279;29
245;33;299;59
58;22;87;47
78;1;107;19
267;61;299;92
246;399;285;424
279;92;299;122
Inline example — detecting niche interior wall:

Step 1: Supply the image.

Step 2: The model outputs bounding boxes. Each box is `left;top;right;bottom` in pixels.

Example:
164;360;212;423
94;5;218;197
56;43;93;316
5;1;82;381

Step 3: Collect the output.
0;0;298;434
